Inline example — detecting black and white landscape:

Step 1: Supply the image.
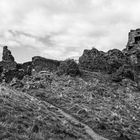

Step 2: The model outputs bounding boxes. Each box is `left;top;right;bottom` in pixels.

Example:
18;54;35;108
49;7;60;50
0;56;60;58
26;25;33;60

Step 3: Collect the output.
0;1;140;140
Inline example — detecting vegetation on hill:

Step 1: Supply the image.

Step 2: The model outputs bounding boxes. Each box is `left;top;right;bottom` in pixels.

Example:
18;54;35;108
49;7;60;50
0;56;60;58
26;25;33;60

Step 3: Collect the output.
6;70;140;140
0;85;97;140
57;59;80;76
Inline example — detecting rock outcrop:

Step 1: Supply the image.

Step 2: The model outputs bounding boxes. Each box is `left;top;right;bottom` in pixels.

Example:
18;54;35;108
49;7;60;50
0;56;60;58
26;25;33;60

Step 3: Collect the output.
126;29;140;50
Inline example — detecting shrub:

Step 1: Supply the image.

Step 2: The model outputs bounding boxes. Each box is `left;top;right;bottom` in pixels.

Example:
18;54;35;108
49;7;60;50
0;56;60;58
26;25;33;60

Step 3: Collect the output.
57;59;80;77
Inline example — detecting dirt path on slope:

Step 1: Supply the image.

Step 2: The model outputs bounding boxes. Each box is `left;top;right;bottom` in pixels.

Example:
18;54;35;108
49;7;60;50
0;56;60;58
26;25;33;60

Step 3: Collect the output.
3;86;108;140
41;100;109;140
58;109;109;140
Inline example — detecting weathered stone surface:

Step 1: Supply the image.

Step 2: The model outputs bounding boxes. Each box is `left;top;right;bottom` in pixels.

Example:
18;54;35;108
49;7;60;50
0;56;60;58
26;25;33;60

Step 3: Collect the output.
126;29;140;50
125;29;140;67
32;56;60;72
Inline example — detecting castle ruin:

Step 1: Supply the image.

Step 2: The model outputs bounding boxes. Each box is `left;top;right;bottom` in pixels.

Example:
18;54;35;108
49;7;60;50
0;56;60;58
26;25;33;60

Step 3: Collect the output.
127;29;140;50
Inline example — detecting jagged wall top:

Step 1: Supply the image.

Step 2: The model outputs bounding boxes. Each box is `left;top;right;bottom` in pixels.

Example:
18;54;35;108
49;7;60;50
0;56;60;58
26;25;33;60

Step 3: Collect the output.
127;29;140;50
2;46;15;62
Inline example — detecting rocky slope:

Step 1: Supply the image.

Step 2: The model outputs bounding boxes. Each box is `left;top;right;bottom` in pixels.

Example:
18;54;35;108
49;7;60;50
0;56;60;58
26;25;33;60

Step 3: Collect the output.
8;69;140;140
0;84;109;140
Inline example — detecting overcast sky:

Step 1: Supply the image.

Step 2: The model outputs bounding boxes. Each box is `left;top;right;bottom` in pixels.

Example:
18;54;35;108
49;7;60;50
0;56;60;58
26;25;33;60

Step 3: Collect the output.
0;0;140;62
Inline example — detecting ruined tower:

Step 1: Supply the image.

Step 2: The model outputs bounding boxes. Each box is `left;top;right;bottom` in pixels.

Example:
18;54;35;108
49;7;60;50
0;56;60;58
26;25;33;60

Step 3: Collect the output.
0;46;17;71
126;29;140;84
2;46;15;62
126;29;140;50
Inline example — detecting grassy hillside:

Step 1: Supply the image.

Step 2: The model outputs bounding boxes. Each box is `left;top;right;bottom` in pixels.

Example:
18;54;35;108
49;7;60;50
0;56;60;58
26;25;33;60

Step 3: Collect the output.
20;71;140;140
1;70;140;140
0;85;96;140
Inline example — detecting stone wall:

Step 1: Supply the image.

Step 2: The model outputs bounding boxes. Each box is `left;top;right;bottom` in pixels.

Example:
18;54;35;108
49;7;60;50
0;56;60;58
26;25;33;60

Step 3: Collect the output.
125;29;140;83
79;47;126;74
32;56;60;72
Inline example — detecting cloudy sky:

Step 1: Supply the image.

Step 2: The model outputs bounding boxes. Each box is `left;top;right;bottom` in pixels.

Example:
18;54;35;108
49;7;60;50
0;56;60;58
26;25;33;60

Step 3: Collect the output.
0;0;140;62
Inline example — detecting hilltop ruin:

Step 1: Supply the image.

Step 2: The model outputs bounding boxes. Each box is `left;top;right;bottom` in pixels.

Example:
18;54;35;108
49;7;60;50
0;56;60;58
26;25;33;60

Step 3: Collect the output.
127;29;140;50
0;29;140;83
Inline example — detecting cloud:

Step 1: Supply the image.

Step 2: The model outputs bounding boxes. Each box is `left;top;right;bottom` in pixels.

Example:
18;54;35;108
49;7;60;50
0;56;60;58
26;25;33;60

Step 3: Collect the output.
0;0;140;61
